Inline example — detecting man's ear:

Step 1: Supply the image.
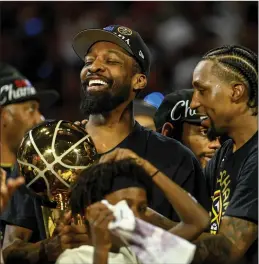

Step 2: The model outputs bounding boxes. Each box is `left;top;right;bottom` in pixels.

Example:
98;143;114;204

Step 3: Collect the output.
0;107;10;127
161;122;174;137
231;82;246;103
1;107;13;126
132;73;147;93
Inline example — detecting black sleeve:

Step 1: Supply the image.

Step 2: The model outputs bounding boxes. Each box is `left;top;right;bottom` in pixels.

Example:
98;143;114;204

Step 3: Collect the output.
0;185;38;231
225;153;258;223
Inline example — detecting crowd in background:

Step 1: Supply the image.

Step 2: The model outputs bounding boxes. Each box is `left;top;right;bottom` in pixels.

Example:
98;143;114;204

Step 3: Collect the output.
0;1;257;119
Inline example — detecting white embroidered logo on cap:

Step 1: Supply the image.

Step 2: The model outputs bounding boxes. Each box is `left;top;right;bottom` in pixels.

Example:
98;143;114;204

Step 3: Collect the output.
117;26;132;36
170;100;196;121
112;31;131;47
139;50;144;59
0;83;36;105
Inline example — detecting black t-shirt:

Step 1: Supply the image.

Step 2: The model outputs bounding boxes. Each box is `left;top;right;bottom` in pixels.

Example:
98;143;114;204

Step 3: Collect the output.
0;163;46;244
113;122;210;220
205;132;258;264
0;122;210;243
0;164;15;244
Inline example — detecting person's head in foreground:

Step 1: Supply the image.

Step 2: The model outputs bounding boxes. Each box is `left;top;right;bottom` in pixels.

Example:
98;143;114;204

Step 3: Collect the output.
72;25;151;117
0;63;59;157
71;159;151;220
57;160;149;264
68;159;152;262
154;89;221;168
191;45;258;138
134;92;164;130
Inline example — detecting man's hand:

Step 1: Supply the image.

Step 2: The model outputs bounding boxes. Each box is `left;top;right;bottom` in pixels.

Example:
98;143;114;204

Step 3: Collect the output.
0;168;25;214
99;148;143;165
99;148;157;176
74;119;88;129
86;202;115;250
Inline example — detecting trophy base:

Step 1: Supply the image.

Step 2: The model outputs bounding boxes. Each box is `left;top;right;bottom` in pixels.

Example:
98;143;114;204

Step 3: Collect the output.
41;206;66;238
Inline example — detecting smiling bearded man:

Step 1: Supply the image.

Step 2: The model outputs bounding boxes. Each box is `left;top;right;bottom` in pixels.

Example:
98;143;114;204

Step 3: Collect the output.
72;24;211;222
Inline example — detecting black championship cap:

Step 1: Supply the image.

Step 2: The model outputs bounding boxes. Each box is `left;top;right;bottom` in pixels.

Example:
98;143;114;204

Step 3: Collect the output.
154;89;208;131
72;25;151;77
0;63;59;108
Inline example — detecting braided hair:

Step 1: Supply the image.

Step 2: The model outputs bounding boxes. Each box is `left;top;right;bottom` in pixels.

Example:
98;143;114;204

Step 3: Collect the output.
202;45;258;115
70;159;152;216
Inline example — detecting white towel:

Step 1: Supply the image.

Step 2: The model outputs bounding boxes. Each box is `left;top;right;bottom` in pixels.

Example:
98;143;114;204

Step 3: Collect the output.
101;200;196;264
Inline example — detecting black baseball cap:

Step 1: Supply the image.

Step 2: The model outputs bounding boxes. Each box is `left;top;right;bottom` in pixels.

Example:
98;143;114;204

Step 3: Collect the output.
0;63;59;108
154;89;208;131
72;25;151;77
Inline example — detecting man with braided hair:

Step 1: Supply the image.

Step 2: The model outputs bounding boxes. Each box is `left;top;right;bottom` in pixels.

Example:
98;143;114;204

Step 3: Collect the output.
191;45;258;264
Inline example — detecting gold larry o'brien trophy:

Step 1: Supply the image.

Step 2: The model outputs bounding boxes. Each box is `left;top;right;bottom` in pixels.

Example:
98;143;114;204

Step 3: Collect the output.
17;120;98;238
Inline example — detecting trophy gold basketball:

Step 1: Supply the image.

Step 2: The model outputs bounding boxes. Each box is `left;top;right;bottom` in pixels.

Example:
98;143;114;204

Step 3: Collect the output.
17;120;98;238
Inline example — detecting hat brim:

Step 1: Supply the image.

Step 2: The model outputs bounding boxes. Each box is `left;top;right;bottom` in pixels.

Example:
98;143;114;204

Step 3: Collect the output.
36;90;60;109
72;29;134;61
10;90;60;109
183;115;208;126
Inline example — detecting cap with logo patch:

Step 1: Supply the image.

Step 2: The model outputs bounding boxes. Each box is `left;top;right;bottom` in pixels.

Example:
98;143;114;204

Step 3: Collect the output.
154;89;208;131
0;63;59;108
72;25;151;77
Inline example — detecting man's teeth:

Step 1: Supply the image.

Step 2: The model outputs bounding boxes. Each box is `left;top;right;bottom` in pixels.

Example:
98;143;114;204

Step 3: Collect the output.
88;80;108;86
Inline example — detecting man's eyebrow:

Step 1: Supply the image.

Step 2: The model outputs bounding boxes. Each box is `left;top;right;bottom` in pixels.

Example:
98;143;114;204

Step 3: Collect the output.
193;80;208;89
85;48;128;59
106;49;128;57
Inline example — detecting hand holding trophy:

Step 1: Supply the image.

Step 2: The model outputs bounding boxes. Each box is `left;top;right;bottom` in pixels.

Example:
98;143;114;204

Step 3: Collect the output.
17;120;98;238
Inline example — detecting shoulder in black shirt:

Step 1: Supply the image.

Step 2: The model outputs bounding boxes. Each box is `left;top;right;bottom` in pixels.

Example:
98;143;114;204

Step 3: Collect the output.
0;163;46;244
205;132;258;264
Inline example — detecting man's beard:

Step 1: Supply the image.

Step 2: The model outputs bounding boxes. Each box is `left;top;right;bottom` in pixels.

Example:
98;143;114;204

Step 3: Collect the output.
207;118;229;143
80;81;131;117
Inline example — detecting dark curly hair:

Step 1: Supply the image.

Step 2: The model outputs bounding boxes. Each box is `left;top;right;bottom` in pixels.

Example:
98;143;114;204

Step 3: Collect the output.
70;159;152;216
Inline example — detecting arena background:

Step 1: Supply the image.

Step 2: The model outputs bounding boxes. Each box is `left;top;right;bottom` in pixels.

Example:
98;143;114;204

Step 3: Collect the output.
0;1;257;120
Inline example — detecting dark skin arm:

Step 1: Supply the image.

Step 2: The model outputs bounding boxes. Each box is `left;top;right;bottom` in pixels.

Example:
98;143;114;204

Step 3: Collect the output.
2;225;61;264
192;216;258;264
145;207;177;230
86;203;115;264
3;214;89;264
93;248;110;264
100;148;210;241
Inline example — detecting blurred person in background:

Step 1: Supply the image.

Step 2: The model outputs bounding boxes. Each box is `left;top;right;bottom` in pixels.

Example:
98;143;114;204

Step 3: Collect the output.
191;45;258;264
134;92;164;130
154;89;221;168
0;63;62;263
0;63;59;176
